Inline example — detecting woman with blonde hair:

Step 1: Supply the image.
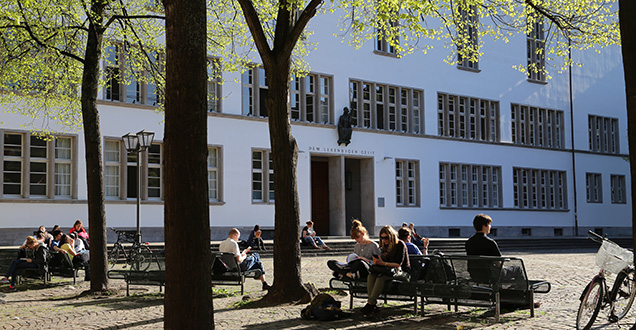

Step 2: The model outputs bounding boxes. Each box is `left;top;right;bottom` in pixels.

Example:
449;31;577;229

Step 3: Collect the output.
328;219;380;279
361;225;410;317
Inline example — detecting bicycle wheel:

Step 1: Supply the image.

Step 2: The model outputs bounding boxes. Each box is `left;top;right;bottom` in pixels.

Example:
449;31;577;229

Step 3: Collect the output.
108;244;122;269
130;244;153;271
610;268;636;320
577;279;604;330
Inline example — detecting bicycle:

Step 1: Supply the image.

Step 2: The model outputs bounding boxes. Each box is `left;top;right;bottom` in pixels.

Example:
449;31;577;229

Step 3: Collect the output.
576;230;636;330
108;228;154;271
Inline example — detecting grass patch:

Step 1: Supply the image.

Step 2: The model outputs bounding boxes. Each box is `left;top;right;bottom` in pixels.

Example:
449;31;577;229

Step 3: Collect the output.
213;287;240;298
231;297;257;309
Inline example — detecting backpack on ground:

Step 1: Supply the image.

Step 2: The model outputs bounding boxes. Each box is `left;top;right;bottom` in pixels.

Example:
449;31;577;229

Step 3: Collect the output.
301;293;348;321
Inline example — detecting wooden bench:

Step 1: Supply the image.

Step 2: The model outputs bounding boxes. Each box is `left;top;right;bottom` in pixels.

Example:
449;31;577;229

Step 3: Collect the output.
330;254;551;322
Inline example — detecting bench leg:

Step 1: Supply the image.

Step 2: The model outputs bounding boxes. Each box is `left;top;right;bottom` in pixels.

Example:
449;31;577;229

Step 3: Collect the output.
349;290;353;310
494;292;500;322
413;296;418;315
530;290;535;317
126;281;130;296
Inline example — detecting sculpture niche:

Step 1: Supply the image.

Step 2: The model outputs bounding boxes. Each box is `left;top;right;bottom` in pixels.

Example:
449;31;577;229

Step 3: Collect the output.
337;107;352;146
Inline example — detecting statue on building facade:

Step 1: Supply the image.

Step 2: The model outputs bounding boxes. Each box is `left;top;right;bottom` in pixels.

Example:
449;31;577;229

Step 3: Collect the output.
337;107;352;146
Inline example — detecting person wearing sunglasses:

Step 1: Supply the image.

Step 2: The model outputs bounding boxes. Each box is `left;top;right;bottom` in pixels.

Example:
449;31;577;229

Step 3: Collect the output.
360;225;410;317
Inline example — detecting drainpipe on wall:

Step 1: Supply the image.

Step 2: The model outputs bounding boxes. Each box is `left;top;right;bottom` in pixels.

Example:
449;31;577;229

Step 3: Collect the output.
569;38;580;236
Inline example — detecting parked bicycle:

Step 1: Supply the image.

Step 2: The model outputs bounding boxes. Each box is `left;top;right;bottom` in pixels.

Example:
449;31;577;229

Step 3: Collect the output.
108;228;154;271
576;230;636;330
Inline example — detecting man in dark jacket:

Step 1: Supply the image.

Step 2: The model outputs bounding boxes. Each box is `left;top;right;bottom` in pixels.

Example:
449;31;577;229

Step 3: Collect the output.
466;214;501;257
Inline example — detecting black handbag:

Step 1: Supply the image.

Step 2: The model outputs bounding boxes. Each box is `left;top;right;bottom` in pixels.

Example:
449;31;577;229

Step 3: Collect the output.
369;264;396;276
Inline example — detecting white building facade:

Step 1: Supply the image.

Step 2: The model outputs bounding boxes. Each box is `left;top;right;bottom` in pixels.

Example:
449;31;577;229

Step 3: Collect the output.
0;12;630;245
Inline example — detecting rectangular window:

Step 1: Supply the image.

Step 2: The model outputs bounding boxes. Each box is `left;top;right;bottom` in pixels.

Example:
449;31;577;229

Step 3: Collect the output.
252;149;273;203
513;167;567;210
207;58;222;112
207;147;222;202
54;137;72;197
396;160;419;207
289;73;332;123
2;132;75;199
586;173;602;203
349;79;423;133
511;104;564;148
29;136;47;196
457;3;479;70
438;92;499;142
104;45;121;102
104;140;121;198
103;44;162;105
374;20;398;55
439;162;502;208
105;139;161;201
588;115;619;154
241;67;269;117
147;144;161;199
527;12;546;82
610;174;626;204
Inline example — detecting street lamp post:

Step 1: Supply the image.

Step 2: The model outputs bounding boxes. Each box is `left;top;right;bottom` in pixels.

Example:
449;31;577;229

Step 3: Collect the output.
122;130;155;244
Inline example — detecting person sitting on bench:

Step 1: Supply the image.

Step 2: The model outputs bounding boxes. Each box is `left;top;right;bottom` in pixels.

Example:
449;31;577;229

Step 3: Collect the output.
219;228;271;291
1;236;47;292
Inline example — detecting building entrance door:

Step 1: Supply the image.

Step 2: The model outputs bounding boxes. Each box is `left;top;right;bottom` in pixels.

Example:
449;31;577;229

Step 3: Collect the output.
311;160;330;236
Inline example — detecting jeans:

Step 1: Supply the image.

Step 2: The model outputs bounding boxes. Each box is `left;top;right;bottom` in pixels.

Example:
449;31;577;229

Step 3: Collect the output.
6;259;37;286
240;252;266;275
303;236;325;247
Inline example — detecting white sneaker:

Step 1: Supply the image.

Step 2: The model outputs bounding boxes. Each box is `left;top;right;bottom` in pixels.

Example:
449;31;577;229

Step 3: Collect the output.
0;277;9;284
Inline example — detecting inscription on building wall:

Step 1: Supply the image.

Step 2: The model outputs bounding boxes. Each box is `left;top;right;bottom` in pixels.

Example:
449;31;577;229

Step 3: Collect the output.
308;146;375;156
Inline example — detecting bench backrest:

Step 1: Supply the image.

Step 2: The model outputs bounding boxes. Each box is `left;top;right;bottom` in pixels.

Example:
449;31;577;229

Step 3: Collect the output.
445;255;529;290
211;252;242;275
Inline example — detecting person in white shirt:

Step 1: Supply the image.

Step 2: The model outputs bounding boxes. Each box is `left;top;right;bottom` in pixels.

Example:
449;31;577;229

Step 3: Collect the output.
219;228;270;290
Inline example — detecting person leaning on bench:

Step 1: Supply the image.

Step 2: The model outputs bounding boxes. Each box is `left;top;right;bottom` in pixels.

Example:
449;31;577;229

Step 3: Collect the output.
219;228;271;291
360;225;410;318
466;214;537;308
1;236;47;292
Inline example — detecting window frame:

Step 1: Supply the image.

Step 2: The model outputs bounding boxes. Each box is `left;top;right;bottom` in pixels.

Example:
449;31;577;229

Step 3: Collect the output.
103;137;163;201
585;172;603;203
437;92;499;142
456;2;479;71
513;167;568;210
526;11;546;83
610;174;626;204
207;146;223;203
349;79;424;134
1;131;77;200
395;159;419;207
511;104;564;148
251;149;274;204
289;72;334;124
439;162;502;209
207;58;222;113
102;43;163;106
588;115;619;154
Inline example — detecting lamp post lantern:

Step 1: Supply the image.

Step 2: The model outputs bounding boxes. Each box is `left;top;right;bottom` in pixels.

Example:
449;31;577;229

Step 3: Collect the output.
122;130;155;244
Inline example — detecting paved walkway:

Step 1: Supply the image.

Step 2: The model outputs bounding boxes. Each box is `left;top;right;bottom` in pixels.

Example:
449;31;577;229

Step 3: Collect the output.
1;251;635;329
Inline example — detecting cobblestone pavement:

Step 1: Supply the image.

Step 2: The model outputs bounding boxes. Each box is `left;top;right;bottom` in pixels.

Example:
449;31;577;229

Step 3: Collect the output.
1;251;635;329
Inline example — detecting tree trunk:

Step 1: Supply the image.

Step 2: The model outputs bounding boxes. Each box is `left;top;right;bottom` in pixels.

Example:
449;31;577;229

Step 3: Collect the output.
81;6;108;293
163;0;213;328
619;0;636;256
263;59;308;302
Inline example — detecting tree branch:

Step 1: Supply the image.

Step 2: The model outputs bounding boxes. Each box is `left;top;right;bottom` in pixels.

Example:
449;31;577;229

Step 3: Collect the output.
236;0;272;65
284;0;322;58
